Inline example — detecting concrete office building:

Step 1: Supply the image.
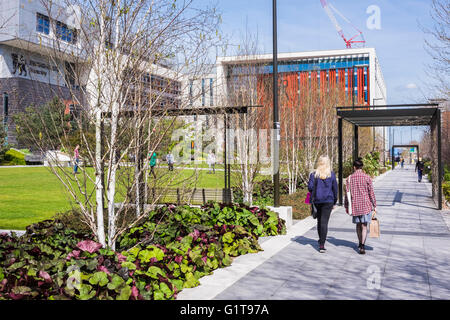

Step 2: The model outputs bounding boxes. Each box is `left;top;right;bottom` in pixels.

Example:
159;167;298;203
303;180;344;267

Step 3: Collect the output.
216;48;387;109
215;48;388;155
0;0;83;145
0;0;184;146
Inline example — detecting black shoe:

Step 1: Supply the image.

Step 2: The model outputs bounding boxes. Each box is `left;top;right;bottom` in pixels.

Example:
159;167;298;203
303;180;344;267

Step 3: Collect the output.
359;244;366;254
319;246;326;253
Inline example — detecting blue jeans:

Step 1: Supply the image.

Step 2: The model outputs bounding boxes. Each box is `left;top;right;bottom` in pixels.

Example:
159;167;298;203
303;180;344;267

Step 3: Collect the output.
74;158;79;173
418;169;423;182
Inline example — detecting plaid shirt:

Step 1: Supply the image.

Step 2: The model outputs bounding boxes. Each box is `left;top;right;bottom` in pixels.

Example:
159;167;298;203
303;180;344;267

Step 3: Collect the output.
344;169;377;216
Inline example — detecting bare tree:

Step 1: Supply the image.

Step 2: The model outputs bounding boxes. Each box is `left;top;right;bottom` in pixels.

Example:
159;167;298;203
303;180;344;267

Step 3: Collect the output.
422;0;450;99
226;34;266;205
15;0;223;249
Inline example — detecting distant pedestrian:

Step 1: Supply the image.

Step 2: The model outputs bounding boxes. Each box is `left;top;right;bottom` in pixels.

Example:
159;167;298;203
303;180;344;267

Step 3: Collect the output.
345;159;377;255
415;157;425;182
207;152;216;174
149;151;157;179
401;158;404;168
72;145;80;174
308;155;338;253
166;151;174;171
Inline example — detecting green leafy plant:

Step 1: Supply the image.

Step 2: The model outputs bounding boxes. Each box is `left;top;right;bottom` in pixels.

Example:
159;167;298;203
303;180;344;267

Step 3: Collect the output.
0;202;286;300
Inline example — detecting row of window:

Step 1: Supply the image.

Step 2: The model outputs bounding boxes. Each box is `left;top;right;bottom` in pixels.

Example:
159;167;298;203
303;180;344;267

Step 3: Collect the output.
229;57;370;75
142;73;181;94
36;13;78;44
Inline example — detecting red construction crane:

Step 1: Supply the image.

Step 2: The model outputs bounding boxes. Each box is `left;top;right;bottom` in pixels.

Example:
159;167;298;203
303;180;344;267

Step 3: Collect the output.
320;0;365;48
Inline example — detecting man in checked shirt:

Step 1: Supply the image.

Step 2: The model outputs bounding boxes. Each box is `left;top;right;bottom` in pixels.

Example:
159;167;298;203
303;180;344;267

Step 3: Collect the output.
344;158;377;254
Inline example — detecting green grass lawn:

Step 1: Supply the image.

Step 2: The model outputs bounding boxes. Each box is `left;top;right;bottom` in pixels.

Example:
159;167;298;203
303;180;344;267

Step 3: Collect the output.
0;166;231;230
0;167;73;230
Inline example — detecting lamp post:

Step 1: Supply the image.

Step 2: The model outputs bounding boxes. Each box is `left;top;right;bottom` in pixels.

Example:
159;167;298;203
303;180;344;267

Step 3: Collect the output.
272;0;280;207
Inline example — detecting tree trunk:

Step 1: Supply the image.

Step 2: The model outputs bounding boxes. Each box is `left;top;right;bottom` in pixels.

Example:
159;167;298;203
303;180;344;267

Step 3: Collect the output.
95;110;106;247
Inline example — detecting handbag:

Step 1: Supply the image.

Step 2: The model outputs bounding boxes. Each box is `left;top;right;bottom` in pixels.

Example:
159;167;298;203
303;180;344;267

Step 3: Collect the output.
304;192;311;204
369;210;380;238
310;175;318;219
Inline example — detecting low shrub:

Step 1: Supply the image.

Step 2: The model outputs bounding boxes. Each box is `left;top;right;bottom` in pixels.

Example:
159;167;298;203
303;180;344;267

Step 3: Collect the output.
444;165;450;182
1;149;26;166
280;189;311;220
232;178;305;205
362;152;381;177
443;182;450;203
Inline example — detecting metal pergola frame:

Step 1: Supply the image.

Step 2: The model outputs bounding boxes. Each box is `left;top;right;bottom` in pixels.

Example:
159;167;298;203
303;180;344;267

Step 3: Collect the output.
391;144;419;170
108;105;262;204
336;103;443;210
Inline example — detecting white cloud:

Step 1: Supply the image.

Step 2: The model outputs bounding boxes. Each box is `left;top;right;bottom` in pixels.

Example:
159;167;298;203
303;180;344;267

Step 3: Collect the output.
406;83;418;89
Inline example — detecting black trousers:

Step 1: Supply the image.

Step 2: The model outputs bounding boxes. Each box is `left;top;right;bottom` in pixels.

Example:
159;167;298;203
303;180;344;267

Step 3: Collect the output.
316;203;334;246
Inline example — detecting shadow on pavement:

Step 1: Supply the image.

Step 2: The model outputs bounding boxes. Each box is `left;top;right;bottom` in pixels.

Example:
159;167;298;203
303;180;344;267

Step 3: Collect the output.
291;235;373;252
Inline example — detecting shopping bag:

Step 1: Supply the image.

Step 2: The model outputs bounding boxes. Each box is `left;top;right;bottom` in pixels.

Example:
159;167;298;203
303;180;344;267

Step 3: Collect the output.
344;176;354;216
369;216;380;238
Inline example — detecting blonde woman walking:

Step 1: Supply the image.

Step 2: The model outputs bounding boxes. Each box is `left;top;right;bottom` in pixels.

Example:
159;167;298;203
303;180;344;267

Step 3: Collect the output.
308;156;338;253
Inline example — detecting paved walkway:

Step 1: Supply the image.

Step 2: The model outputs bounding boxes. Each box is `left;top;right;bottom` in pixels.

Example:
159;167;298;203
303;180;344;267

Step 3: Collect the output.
178;165;450;300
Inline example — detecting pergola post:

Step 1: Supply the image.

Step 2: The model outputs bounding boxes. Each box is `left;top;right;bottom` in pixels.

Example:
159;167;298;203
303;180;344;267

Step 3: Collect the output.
432;109;443;210
391;146;395;171
438;109;442;210
224;113;227;190
353;125;359;161
338;117;343;206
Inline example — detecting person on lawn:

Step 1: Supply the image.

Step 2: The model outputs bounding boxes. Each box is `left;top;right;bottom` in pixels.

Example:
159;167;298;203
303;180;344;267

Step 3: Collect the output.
149;151;157;179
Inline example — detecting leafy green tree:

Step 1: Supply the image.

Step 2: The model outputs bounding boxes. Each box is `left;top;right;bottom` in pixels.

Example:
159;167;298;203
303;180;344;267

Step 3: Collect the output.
13;97;70;151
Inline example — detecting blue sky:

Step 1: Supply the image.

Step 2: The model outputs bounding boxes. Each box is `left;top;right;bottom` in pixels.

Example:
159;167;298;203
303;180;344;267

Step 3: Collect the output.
212;0;437;143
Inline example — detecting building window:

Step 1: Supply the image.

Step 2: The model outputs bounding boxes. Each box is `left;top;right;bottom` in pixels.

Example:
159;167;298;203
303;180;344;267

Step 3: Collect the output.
36;13;50;35
56;21;77;44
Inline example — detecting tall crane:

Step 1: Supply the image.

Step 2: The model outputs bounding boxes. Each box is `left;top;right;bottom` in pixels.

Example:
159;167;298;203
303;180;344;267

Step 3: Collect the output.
320;0;365;49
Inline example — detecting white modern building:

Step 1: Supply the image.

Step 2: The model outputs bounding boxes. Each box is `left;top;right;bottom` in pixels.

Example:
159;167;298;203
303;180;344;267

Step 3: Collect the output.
0;0;185;146
216;47;387;108
215;48;388;154
0;0;83;144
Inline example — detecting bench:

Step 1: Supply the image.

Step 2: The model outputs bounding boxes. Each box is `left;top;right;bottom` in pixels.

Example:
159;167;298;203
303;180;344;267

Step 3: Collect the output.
149;188;233;205
25;154;44;165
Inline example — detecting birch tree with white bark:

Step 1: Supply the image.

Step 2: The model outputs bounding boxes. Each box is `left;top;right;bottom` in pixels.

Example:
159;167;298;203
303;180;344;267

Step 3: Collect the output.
15;0;223;249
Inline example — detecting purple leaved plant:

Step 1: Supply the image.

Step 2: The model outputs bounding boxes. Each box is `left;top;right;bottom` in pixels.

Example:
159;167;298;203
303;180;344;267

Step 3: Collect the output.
66;250;81;260
77;240;102;253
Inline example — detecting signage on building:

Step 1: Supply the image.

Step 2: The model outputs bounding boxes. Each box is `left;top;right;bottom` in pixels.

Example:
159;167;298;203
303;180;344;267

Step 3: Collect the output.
11;53;59;78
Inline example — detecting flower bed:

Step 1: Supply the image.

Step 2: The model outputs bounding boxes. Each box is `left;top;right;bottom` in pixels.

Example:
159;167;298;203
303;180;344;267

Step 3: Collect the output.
0;203;286;300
